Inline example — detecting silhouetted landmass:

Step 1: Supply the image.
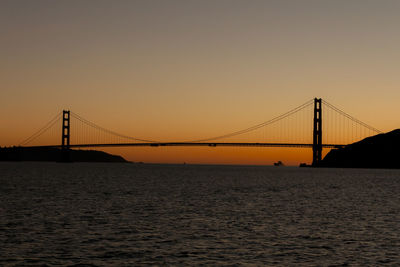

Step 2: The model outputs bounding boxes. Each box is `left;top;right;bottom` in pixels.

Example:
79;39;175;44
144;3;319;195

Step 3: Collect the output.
0;147;128;162
321;129;400;168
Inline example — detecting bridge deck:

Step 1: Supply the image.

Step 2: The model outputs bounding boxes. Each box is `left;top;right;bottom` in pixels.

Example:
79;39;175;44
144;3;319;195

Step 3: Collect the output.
24;142;345;149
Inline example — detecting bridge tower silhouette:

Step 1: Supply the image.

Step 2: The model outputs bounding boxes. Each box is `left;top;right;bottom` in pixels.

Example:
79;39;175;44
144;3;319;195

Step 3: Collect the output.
312;98;322;166
61;110;70;161
62;110;70;149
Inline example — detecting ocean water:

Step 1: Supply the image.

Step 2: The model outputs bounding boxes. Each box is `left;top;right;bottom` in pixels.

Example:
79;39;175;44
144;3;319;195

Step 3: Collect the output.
0;162;399;266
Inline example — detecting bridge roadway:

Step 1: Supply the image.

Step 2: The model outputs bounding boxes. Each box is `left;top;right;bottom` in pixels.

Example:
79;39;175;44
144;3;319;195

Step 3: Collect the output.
27;142;345;149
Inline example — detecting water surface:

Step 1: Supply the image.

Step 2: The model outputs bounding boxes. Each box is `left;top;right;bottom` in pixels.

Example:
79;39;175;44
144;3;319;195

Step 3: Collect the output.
1;163;399;265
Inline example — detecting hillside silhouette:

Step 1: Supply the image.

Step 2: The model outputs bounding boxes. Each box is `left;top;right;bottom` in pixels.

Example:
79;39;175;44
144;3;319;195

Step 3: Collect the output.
321;129;400;168
0;147;127;162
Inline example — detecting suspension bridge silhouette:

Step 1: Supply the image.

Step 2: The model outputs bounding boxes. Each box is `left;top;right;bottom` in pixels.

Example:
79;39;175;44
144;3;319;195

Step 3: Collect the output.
18;98;381;165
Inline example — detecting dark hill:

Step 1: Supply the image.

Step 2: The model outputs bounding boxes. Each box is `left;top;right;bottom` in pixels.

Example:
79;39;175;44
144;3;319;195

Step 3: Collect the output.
321;129;400;168
0;147;128;162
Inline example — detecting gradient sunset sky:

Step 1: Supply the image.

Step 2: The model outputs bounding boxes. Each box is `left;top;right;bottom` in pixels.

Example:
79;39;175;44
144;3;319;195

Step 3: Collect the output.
1;0;400;165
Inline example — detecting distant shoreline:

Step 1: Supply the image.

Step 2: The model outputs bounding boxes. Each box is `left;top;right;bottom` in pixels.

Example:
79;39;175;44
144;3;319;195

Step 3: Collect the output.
0;147;128;163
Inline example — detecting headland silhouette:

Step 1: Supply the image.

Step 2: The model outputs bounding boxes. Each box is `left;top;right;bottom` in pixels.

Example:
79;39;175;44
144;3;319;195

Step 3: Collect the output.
0;147;128;163
320;129;400;168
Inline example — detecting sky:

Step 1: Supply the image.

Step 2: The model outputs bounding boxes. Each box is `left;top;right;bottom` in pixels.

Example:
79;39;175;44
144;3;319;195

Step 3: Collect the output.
1;0;400;165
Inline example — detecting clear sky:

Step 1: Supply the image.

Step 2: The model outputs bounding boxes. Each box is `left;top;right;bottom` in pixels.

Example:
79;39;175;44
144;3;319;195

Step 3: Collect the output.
1;0;400;165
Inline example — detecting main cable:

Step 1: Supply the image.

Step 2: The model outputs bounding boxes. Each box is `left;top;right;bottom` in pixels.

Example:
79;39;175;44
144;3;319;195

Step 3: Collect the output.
70;112;159;143
19;112;62;146
183;99;314;142
322;100;381;134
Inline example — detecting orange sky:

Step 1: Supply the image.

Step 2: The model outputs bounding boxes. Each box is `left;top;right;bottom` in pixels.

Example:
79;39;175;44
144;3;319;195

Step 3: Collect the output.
1;1;400;165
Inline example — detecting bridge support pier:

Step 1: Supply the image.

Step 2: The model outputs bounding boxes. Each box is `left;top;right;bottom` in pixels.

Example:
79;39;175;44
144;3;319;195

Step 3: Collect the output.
312;98;322;166
61;110;71;162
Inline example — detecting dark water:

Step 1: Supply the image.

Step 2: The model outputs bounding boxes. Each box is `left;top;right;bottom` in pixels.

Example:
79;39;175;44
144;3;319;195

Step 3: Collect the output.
1;162;399;266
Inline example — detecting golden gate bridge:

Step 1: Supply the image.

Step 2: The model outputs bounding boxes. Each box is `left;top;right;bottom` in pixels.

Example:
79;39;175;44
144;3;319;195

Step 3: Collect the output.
18;98;381;165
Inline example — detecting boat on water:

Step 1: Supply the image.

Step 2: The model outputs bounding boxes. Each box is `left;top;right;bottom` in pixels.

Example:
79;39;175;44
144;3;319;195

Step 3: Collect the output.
274;161;284;166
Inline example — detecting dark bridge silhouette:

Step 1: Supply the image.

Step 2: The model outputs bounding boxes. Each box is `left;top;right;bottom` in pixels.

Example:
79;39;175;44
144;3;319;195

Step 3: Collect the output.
19;98;381;166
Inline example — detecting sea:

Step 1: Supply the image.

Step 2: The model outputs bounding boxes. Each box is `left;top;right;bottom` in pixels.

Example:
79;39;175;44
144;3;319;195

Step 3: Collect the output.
0;162;399;266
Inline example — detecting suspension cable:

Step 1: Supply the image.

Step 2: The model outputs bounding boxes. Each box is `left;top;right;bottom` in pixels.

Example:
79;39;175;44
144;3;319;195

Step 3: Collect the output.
19;112;62;146
70;112;159;143
183;99;314;142
322;100;381;134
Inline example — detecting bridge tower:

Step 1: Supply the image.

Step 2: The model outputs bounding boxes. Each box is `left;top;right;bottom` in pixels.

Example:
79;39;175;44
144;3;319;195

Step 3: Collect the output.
62;110;70;149
312;98;322;166
61;110;70;162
